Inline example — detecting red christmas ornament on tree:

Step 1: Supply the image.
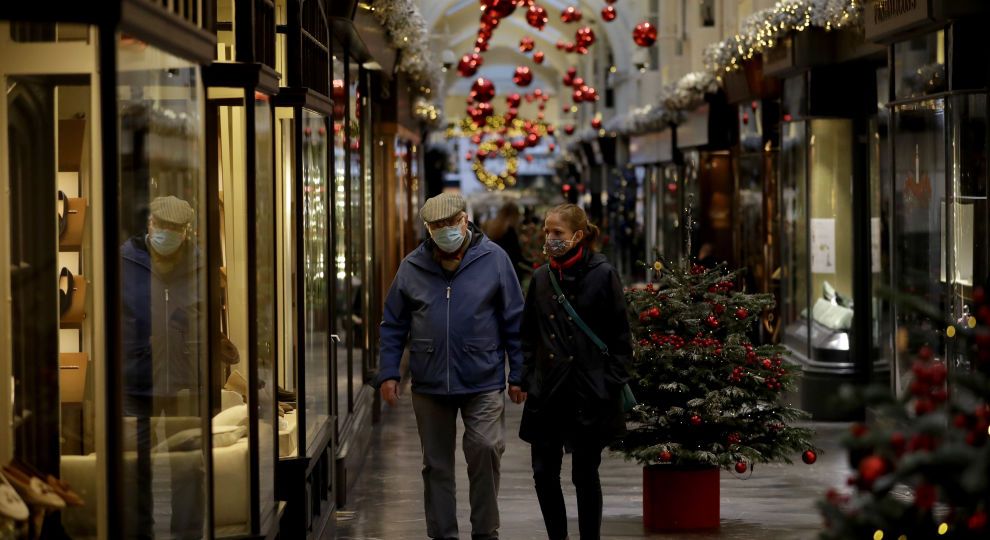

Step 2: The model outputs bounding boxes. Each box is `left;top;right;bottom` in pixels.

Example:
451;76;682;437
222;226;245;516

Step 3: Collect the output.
858;455;887;487
648;306;660;318
735;307;749;319
513;66;534;87
526;4;548;29
802;450;817;464
470;78;496;103
458;53;484;78
633;21;658;47
576;26;596;48
564;124;575;135
519;36;535;53
533;51;545;64
690;414;702;426
659;450;672;462
601;5;617;22
705;315;719;328
561;6;582;23
734;461;748;474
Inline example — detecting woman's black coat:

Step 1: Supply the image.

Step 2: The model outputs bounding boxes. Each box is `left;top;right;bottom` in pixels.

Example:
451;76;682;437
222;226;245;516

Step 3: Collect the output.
518;248;633;446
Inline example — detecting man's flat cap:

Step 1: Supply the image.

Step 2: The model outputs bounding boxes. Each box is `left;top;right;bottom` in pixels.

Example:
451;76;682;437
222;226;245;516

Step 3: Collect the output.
150;195;195;226
421;193;466;223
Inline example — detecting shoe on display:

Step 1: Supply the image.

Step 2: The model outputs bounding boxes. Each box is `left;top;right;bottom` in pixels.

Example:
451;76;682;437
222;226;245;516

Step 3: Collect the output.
0;470;29;521
1;466;65;510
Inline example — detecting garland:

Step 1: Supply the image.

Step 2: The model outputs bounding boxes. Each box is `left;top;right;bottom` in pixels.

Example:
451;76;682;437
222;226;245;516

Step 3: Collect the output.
369;0;443;102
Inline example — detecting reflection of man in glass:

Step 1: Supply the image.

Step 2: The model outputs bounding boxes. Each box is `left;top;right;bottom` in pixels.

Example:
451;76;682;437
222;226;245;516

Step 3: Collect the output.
122;195;204;539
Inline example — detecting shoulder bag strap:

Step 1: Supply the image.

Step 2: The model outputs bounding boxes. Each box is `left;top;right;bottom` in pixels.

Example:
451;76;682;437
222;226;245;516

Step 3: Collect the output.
546;265;608;355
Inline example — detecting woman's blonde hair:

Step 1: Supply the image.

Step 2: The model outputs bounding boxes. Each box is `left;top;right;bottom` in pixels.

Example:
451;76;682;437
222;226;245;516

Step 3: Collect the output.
546;203;600;250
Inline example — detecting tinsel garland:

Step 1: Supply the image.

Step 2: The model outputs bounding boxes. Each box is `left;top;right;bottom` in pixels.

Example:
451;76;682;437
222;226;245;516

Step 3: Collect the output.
370;0;443;101
604;0;862;138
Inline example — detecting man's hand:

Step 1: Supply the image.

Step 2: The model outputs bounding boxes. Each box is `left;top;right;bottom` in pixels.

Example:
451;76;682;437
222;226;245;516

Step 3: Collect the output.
380;380;400;407
508;385;527;404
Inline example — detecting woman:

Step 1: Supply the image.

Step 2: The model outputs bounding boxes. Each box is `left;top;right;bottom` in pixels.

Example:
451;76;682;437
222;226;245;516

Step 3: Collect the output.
519;203;633;540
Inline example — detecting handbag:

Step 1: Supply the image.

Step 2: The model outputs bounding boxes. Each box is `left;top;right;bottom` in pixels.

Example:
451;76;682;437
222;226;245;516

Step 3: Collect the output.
547;267;637;413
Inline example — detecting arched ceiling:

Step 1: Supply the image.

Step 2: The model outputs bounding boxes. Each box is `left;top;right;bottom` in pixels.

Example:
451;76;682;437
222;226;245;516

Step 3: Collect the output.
421;0;640;106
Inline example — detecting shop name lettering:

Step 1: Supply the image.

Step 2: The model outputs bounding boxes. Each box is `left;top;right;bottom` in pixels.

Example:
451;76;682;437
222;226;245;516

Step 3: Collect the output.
873;0;920;24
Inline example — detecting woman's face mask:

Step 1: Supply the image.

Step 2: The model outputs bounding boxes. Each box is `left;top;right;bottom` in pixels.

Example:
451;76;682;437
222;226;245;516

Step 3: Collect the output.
543;233;577;258
149;227;185;256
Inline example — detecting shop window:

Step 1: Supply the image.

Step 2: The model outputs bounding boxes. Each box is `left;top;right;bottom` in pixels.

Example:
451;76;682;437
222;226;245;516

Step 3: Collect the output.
346;55;363;417
332;51;349;429
893;30;946;101
2;22;100;537
117;37;210;539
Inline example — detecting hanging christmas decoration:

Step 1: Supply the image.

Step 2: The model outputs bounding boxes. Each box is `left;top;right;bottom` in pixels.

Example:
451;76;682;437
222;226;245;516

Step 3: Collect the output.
564;124;575;135
561;6;582;23
572;87;585;102
591;116;602;130
470;77;496;103
475;37;490;52
506;93;521;108
468;102;494;125
465;151;473;162
734;461;748;474
525;154;534;163
576;26;596;48
526;4;548;30
601;5;617;22
571;76;584;88
802;450;817;465
583;86;599;101
533;50;545;64
519;36;535;53
633;21;658;47
556;39;566;50
458;53;484;78
513;66;534;87
482;0;516;19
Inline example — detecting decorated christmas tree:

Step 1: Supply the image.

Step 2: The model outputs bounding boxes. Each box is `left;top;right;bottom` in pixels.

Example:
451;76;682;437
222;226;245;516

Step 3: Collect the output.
819;289;990;538
613;259;815;472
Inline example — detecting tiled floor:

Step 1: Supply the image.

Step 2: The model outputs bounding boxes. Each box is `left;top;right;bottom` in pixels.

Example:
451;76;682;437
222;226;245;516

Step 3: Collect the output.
336;380;849;540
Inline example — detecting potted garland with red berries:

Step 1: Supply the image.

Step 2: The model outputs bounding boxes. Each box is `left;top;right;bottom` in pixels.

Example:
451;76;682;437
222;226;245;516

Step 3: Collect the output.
613;260;816;531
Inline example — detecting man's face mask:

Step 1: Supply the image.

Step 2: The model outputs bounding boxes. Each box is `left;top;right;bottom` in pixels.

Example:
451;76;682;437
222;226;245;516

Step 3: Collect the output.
431;224;465;253
543;233;577;258
149;227;185;256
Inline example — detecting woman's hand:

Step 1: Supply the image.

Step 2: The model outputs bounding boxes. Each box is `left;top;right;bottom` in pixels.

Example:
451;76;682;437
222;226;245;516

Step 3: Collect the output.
508;385;527;404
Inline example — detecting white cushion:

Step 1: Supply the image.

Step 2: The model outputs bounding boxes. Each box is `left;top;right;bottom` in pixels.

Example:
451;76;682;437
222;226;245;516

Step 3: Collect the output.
213;404;249;428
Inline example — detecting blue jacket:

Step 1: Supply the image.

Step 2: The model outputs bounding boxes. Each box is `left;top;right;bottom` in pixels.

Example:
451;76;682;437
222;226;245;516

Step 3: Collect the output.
377;224;525;394
121;236;202;397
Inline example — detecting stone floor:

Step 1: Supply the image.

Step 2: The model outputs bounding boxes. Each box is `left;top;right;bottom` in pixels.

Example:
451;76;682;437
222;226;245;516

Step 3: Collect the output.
336;379;849;540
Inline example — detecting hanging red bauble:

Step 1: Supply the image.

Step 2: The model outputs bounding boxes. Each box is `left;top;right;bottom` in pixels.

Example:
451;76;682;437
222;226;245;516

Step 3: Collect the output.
565;42;577;53
601;5;617;22
858;455;887;486
648;306;660;318
564;124;575;135
470;78;496;103
526;132;540;147
576;26;596;48
519;36;535;53
572;88;585;102
504;107;518;122
458;53;484;78
659;450;672;462
969;511;988;532
513;66;534;87
705;315;720;328
563;74;574;86
483;0;516;19
471;134;483;145
546;125;555;135
561;6;582;23
576;46;590;55
734;461;748;474
533;88;544;98
526;154;534;163
537;111;545;120
633;21;658;47
475;38;490;52
511;139;527;151
533;51;545;64
556;39;566;50
571;77;585;88
525;93;535;103
477;25;493;41
605;0;618;3
690;414;702;426
465;151;473;162
736;307;749;319
591;117;602;130
526;4;548;29
477;148;489;161
548;143;556;151
583;86;599;101
802;450;817;465
469;102;494;125
506;93;521;108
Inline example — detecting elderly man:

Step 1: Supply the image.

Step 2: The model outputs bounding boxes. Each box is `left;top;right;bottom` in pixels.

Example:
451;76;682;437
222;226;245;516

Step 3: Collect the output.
377;193;526;540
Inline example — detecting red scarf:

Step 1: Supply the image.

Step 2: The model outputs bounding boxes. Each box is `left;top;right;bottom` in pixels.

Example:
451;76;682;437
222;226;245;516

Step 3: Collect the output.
549;245;584;280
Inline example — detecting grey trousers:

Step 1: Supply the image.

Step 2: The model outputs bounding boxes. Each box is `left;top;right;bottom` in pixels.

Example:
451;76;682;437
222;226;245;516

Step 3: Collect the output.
412;390;506;540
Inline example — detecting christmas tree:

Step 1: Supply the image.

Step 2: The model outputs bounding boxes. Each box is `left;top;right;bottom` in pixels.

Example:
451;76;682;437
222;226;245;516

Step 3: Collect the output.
819;289;990;538
613;259;815;472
